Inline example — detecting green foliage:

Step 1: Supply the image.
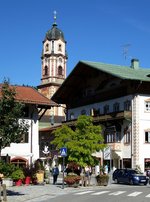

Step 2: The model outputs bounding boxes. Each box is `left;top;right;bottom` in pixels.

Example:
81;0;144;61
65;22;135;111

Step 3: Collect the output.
11;169;25;180
0;161;17;178
52;115;106;167
0;80;29;150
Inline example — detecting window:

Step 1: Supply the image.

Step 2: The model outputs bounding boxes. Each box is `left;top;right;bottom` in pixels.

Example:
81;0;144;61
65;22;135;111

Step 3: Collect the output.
106;132;121;143
113;102;120;112
124;126;131;144
104;105;109;114
145;101;150;112
105;126;121;143
44;66;48;76
58;44;62;51
145;131;150;143
45;43;49;52
81;110;86;115
124;100;131;111
124;131;130;144
58;66;63;76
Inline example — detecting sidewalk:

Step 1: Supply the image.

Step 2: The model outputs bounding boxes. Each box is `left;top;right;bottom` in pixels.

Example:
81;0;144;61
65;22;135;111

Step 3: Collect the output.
4;175;113;202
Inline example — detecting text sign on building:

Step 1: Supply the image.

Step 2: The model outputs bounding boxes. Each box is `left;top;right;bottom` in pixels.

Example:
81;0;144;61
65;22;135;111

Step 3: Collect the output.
60;147;67;157
104;146;111;160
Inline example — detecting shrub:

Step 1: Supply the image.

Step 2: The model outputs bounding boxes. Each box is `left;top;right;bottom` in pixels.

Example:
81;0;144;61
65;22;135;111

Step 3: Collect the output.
11;169;25;181
0;161;17;178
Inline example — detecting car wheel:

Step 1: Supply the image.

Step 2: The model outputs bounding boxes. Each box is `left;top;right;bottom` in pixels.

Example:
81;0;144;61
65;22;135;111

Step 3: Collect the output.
115;178;119;184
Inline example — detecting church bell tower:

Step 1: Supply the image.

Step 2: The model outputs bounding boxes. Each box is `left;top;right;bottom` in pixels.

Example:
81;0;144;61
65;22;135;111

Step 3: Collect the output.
38;12;67;126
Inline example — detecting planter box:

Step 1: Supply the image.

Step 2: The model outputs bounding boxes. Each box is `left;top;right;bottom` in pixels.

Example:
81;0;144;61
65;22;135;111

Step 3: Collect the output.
96;175;109;186
3;178;13;187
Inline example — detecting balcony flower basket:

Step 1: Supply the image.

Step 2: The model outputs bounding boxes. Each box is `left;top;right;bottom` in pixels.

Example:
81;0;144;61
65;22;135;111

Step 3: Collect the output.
96;174;109;186
64;173;81;187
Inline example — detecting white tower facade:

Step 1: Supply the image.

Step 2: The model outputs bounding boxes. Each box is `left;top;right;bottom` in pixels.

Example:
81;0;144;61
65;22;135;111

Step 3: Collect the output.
38;13;67;126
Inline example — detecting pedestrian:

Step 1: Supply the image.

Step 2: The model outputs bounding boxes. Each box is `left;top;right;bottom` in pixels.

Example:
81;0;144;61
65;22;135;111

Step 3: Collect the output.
80;167;85;186
85;166;90;186
52;165;59;184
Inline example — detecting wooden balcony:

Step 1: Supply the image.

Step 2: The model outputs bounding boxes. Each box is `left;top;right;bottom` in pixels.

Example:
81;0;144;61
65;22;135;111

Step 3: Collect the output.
63;110;132;126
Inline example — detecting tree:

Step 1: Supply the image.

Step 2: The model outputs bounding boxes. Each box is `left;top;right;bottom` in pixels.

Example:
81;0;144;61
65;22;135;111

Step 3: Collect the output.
0;80;29;157
52;115;106;167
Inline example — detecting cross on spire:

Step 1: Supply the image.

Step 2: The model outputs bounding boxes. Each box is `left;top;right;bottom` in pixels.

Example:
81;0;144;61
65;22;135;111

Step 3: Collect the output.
53;10;57;24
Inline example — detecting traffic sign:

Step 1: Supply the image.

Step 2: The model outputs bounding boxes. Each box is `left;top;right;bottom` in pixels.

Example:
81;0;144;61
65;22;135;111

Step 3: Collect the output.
60;147;67;157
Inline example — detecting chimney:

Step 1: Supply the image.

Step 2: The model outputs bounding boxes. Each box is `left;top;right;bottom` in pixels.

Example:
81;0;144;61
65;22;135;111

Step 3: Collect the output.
131;58;139;70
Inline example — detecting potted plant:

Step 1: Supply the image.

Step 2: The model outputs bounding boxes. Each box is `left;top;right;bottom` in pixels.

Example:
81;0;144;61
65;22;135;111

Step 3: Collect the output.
64;173;81;187
11;169;25;186
0;162;16;187
96;174;109;186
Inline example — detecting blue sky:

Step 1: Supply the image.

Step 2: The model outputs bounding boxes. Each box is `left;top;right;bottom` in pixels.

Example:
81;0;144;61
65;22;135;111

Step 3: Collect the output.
1;0;150;86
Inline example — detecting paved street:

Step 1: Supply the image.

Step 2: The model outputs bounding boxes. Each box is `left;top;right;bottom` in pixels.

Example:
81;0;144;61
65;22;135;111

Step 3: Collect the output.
45;184;150;202
4;175;97;202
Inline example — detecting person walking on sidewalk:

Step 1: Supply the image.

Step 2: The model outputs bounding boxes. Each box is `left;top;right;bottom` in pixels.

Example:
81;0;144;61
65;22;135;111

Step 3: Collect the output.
52;165;59;184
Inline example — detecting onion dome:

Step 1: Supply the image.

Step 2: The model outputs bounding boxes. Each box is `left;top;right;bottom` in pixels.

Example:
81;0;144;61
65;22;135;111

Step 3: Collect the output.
44;11;65;42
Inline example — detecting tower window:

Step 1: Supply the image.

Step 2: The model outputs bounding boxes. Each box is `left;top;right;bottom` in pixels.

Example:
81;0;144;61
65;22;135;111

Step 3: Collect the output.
44;66;48;76
58;66;63;76
45;44;49;52
58;44;62;51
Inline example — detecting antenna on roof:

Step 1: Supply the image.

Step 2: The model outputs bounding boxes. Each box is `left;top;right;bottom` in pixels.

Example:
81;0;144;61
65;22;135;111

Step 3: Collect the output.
121;44;131;60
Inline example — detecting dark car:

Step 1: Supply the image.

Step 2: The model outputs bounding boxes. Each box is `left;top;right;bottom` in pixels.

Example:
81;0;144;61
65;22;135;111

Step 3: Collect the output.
112;168;148;185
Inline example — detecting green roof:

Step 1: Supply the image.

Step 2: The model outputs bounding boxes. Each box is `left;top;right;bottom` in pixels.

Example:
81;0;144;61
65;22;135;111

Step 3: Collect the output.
81;60;150;82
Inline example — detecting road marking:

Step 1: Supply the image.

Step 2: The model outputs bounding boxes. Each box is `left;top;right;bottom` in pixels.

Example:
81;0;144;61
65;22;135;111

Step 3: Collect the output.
74;191;94;195
145;194;150;197
109;191;126;195
91;191;110;195
128;192;142;197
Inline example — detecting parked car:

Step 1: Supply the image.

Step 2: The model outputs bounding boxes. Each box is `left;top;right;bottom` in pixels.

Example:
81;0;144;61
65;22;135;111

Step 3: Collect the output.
112;168;148;185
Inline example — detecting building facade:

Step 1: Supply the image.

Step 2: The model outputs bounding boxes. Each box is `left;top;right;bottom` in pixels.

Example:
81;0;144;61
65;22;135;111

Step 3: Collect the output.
0;85;54;167
52;59;150;172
